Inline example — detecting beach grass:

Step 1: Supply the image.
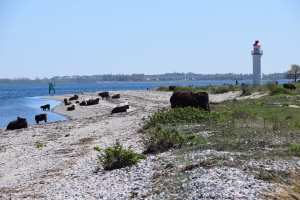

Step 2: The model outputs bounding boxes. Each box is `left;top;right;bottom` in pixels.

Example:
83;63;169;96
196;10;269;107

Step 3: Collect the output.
142;86;300;197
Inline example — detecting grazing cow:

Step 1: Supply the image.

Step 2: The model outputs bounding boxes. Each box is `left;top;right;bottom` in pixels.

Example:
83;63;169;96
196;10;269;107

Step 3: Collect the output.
283;83;296;90
99;92;110;100
67;105;75;111
111;105;129;114
64;98;72;105
41;104;50;111
169;85;176;91
35;114;47;124
112;94;120;99
6;116;28;130
170;91;210;112
86;98;100;106
69;94;79;101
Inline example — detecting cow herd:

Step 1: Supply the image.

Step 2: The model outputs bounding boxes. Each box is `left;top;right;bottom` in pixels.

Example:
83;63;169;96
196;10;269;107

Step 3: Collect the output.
63;92;128;114
5;83;297;130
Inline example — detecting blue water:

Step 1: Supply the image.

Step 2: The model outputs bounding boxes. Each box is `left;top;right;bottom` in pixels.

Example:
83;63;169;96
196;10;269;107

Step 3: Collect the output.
0;79;289;128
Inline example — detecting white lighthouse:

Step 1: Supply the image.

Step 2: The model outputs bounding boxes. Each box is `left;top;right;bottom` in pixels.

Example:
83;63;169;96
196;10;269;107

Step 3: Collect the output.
251;40;263;85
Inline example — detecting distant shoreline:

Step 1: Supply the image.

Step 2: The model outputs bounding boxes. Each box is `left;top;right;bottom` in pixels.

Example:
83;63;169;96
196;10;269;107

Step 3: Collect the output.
0;78;290;85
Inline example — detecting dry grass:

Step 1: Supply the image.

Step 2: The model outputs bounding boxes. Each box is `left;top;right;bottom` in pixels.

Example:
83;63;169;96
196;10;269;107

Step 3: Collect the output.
264;167;300;199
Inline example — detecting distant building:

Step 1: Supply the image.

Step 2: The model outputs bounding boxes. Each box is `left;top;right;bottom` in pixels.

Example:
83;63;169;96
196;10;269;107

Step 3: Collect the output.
251;40;263;85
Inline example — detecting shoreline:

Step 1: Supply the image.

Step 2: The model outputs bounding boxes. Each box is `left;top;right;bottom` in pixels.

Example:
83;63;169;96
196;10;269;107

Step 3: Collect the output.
0;90;172;199
0;90;274;199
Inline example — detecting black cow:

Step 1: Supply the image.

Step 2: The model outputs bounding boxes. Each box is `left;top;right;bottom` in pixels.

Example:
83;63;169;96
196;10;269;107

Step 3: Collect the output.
64;98;72;105
35;114;47;124
283;83;296;90
79;101;87;106
112;94;120;99
67;105;75;111
99;92;110;100
41;104;50;111
87;98;100;106
169;85;176;91
6;116;28;130
69;94;79;101
111;105;129;114
170;91;210;112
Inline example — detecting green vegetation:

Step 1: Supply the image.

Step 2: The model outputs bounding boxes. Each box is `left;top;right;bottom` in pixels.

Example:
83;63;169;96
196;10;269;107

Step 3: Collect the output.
270;87;294;96
211;85;237;94
142;83;300;196
0;72;287;84
154;82;280;95
143;126;185;154
94;142;146;170
285;64;300;83
35;141;44;148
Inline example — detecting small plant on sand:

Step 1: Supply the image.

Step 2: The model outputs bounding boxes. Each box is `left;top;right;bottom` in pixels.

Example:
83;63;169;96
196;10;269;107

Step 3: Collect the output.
35;141;44;148
94;142;146;170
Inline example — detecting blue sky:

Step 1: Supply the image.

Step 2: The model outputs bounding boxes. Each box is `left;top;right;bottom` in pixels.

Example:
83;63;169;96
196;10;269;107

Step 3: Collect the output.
0;0;299;79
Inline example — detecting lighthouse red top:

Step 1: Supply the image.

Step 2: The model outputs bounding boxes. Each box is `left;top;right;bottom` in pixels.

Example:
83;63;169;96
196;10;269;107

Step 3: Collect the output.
253;40;261;46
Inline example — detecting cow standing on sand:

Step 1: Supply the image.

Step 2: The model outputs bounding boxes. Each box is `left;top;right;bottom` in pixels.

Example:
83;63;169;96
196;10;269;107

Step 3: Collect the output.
99;92;110;100
170;91;210;112
35;114;47;124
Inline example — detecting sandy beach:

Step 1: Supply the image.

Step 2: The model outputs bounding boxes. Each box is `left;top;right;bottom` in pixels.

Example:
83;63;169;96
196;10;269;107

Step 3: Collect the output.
0;90;273;199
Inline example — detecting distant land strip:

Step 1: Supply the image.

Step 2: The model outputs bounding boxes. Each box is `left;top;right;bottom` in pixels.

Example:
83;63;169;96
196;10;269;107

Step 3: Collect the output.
0;72;286;84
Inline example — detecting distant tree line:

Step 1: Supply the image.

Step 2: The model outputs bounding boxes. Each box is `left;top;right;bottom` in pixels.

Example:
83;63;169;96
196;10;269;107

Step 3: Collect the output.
0;72;290;84
102;74;145;81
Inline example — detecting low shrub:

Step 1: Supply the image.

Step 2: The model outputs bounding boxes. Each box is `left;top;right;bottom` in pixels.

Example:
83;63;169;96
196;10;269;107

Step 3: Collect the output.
143;126;185;154
266;81;278;92
173;86;200;92
154;86;169;91
241;85;253;96
142;107;224;129
270;87;294;96
211;86;236;94
94;142;146;170
35;141;44;148
287;144;300;155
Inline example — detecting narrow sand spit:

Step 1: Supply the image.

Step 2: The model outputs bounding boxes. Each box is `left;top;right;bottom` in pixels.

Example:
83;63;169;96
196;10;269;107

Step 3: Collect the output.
0;91;270;199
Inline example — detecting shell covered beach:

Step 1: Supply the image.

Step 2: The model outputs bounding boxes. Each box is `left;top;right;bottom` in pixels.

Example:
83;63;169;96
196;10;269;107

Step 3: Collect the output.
0;90;288;199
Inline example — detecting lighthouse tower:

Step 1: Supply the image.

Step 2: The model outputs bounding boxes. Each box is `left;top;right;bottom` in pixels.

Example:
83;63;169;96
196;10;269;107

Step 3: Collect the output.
251;40;263;85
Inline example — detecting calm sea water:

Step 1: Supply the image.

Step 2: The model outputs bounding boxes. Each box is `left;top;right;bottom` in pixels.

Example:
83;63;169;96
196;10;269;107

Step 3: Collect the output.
0;79;289;128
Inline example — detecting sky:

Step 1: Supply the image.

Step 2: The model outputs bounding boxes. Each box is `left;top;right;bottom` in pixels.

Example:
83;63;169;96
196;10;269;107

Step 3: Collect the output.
0;0;299;79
